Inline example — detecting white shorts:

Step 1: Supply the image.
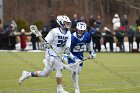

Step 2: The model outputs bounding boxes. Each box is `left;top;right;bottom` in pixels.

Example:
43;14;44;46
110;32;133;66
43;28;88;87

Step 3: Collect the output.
43;56;63;71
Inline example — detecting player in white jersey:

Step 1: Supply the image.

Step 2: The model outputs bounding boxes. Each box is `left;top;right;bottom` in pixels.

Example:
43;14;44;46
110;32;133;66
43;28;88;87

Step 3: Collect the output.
18;15;79;93
63;22;96;93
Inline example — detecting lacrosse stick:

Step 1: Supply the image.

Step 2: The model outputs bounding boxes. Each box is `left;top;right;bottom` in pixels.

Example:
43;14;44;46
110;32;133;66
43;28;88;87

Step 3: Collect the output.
30;25;63;61
82;57;90;61
30;25;42;37
76;57;91;64
68;56;91;71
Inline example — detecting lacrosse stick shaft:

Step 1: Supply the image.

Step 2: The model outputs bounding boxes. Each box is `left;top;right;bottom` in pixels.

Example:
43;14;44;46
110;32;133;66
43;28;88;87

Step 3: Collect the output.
76;57;90;65
36;34;63;62
82;57;90;61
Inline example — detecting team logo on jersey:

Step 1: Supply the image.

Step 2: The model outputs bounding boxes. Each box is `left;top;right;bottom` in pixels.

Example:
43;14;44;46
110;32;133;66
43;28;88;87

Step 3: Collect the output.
58;36;68;40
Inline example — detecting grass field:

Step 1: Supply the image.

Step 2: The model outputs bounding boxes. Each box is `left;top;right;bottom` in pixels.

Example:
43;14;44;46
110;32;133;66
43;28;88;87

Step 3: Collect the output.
0;52;140;93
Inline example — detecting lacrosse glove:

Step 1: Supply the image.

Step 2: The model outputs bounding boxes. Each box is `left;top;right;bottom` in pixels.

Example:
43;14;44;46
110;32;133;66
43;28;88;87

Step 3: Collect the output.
73;57;82;64
62;54;69;62
44;42;51;49
70;57;82;69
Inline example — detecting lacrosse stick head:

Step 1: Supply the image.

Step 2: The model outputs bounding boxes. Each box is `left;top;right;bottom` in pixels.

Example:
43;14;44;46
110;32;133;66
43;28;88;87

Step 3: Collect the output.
30;25;42;37
69;63;79;71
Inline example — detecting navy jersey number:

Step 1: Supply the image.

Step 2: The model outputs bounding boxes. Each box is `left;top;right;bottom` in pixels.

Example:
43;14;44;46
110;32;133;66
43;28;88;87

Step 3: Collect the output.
57;39;67;47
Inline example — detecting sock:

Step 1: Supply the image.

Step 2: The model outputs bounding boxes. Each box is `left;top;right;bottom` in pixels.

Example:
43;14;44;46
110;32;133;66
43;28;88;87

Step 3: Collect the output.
57;84;62;88
72;73;79;89
57;84;63;90
31;72;38;77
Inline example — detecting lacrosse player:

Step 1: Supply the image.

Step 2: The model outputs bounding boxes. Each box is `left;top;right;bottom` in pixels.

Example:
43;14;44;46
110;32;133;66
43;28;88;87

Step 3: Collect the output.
19;15;80;93
63;22;96;93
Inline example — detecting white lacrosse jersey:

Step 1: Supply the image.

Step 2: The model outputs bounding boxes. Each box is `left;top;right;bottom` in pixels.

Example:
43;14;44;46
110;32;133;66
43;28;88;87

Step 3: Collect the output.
44;27;71;57
112;17;121;30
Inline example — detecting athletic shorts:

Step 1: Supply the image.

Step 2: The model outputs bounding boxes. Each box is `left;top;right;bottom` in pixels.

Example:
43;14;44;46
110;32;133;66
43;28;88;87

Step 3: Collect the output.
43;56;63;71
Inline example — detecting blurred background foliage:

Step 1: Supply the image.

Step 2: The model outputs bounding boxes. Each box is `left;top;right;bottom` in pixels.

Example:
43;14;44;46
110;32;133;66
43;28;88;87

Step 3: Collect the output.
3;0;140;30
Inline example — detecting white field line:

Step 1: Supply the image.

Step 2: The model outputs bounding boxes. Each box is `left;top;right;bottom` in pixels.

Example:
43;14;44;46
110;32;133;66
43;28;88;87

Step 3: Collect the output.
0;81;140;93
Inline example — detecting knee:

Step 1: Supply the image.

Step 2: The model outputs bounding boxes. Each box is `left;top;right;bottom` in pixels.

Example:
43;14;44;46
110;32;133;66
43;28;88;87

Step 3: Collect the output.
76;71;81;75
56;70;62;77
72;70;80;75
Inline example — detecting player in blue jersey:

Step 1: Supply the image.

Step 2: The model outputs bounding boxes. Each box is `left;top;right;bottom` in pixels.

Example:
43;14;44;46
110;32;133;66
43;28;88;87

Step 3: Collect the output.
63;22;96;93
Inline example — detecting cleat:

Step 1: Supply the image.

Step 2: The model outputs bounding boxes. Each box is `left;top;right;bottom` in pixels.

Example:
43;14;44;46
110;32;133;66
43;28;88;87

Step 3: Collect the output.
18;71;30;85
57;88;69;93
75;88;80;93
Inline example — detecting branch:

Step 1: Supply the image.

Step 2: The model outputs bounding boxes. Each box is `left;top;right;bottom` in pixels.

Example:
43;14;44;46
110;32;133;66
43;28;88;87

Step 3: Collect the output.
115;0;140;11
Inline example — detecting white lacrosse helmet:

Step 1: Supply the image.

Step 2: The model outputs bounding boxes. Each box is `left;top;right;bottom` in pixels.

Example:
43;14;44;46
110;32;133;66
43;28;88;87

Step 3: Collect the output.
114;14;119;17
76;22;87;30
57;15;71;29
21;28;25;33
76;22;87;37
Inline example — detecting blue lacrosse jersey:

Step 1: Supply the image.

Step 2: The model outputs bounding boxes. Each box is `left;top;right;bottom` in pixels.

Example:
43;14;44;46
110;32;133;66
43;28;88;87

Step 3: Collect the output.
68;31;91;66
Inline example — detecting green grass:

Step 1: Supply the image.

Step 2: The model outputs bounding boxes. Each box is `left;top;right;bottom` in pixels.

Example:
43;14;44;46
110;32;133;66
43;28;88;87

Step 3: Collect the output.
0;52;140;93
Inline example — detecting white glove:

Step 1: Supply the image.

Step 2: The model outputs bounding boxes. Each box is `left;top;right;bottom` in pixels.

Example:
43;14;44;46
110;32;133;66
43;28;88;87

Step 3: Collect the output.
90;51;96;59
74;57;83;67
74;57;83;64
65;57;82;70
62;54;69;62
44;43;51;49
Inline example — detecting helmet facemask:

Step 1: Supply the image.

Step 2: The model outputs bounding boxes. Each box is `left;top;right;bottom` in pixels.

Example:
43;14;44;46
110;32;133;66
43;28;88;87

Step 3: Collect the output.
63;21;71;31
76;22;87;38
77;29;85;38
